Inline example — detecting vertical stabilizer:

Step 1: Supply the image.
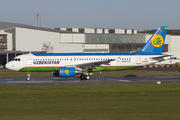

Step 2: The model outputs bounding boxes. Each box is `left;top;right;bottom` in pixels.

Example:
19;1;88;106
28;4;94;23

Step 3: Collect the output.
136;26;168;54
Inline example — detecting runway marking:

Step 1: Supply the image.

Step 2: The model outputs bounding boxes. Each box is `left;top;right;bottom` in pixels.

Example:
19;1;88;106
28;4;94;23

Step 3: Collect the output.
115;80;132;82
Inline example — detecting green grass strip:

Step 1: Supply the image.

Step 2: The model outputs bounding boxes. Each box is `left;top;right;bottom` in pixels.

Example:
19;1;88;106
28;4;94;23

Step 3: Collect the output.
0;84;180;120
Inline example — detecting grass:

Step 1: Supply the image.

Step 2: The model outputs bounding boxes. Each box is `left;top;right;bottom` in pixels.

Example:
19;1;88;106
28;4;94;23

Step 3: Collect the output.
0;84;180;120
1;68;180;78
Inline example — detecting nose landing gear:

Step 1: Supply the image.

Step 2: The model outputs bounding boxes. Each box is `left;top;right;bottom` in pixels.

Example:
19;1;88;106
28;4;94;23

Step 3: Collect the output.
26;72;31;81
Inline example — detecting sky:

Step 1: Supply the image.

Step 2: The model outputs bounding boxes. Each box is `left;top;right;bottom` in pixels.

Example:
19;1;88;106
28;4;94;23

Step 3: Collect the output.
0;0;180;31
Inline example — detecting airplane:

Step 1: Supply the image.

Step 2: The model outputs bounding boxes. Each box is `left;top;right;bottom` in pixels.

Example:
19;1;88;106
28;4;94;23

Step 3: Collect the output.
5;26;168;81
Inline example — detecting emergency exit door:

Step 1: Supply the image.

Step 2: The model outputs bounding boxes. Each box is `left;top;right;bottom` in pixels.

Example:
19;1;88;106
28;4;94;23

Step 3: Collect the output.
136;56;141;64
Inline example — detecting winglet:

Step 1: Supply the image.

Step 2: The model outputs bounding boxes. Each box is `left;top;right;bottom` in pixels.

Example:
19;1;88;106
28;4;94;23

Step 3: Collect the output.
136;26;168;55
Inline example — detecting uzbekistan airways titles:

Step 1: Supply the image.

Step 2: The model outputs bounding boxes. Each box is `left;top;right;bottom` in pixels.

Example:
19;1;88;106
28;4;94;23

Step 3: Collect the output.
33;59;60;65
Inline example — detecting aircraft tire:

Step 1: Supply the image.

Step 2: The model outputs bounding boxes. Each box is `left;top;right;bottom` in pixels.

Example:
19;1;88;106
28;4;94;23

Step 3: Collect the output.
26;77;31;81
86;75;91;80
80;75;86;80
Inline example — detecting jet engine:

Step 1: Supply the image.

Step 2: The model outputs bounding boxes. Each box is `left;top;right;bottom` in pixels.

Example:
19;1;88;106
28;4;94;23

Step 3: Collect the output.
53;67;76;77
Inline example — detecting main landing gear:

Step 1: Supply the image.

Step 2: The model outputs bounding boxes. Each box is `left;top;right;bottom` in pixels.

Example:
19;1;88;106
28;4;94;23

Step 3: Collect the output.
80;73;91;80
26;72;31;81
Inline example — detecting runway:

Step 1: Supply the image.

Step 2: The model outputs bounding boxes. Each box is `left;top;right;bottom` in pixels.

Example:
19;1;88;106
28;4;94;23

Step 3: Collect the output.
0;75;180;85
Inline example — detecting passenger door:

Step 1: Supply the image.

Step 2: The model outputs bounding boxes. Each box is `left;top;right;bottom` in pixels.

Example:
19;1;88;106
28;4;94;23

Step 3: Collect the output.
26;54;32;65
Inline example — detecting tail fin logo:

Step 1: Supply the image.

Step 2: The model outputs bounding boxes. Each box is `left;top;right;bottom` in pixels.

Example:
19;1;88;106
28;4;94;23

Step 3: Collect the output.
151;34;164;48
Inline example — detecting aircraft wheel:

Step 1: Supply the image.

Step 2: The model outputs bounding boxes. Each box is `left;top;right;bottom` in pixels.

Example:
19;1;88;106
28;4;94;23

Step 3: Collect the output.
86;75;91;80
26;77;31;81
80;75;86;80
26;72;31;81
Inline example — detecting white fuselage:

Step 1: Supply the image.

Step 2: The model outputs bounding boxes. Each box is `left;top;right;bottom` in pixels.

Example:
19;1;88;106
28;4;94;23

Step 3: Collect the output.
5;53;162;72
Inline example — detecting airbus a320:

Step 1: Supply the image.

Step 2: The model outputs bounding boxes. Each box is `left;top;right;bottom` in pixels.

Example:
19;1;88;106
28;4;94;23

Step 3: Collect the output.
6;26;168;81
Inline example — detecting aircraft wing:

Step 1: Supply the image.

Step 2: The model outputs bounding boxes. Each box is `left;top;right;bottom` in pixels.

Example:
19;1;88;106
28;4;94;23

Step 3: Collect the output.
65;59;114;72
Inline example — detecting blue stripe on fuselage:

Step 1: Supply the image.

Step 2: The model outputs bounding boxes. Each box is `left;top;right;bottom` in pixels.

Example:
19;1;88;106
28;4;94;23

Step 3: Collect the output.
33;53;165;56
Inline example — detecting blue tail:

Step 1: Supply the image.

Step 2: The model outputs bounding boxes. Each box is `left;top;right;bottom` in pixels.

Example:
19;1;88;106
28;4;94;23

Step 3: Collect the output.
136;26;168;55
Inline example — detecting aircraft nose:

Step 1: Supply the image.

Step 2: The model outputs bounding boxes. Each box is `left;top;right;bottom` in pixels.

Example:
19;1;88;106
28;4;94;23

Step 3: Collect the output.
5;62;16;71
5;62;11;69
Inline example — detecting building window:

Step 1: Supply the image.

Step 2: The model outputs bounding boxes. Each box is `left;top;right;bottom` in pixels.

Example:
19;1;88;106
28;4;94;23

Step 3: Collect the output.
79;29;84;33
67;28;72;31
162;44;168;52
3;43;7;46
109;29;115;34
126;45;131;49
0;36;2;39
125;29;127;34
3;35;7;39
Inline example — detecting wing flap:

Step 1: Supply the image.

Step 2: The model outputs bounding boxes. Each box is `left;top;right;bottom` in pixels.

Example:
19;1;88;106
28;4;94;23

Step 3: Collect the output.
65;59;114;72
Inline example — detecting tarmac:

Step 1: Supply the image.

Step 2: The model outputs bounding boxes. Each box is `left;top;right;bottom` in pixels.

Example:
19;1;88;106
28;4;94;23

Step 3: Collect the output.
1;67;180;86
0;75;180;85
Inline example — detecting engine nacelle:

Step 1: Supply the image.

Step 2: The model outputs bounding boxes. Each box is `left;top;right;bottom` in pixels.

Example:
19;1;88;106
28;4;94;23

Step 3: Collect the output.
53;67;76;77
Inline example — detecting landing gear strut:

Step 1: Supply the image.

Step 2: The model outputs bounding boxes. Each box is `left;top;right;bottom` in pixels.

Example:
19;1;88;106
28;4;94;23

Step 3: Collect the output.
80;74;91;80
26;72;31;81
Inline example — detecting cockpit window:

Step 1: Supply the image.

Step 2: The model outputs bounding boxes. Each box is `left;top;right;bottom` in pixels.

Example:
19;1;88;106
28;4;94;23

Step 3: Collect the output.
12;58;21;61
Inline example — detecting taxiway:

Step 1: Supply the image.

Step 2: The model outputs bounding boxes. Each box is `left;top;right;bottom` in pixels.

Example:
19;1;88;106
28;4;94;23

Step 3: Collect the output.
0;75;180;85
